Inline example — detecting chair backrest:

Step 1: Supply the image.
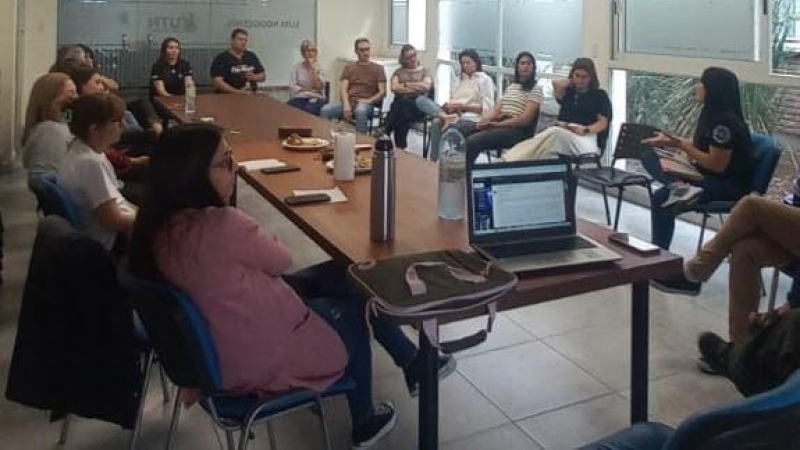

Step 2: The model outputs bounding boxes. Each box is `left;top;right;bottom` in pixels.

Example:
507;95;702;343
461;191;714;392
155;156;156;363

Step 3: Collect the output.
125;277;223;393
612;122;661;162
28;173;83;229
747;133;781;195
664;369;800;449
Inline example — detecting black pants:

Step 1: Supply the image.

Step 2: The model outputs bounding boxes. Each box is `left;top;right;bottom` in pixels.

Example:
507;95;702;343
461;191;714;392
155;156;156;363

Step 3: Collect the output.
384;95;425;148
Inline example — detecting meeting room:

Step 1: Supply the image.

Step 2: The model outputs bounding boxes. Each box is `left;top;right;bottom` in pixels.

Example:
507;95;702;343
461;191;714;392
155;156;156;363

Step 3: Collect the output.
3;0;800;449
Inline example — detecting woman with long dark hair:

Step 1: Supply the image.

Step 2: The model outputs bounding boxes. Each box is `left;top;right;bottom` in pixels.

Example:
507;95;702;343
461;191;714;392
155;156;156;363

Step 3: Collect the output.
128;123;456;448
642;67;753;258
418;48;495;161
382;44;432;151
462;51;543;165
150;37;194;98
504;57;612;161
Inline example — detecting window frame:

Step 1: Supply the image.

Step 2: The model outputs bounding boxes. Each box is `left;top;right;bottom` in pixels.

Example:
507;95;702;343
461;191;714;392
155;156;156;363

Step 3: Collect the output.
610;0;800;88
390;0;426;50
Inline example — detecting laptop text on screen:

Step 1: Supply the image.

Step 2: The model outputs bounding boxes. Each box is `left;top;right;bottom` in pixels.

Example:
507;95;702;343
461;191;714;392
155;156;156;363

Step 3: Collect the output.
471;163;570;238
466;159;621;273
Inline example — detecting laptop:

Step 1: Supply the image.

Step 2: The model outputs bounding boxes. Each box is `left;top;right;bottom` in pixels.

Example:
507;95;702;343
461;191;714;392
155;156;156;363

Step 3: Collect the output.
467;159;621;273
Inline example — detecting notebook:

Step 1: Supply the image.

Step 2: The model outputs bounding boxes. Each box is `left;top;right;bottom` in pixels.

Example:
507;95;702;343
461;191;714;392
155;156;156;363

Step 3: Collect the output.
467;159;621;273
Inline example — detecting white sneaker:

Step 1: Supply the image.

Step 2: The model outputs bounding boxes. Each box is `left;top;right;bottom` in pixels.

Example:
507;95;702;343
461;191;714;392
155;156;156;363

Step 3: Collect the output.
661;184;703;208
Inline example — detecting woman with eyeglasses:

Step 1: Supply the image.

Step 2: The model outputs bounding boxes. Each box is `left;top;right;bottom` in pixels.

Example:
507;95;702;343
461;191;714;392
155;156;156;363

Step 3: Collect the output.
128;123;459;448
287;40;327;116
59;93;136;251
463;52;543;165
382;44;432;151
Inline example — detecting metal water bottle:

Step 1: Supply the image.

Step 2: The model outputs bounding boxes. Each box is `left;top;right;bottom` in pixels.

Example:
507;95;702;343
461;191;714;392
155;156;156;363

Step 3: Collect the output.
370;135;396;242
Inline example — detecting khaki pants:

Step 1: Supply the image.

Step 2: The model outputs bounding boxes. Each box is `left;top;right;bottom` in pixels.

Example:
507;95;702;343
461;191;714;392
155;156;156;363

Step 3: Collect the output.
686;195;800;342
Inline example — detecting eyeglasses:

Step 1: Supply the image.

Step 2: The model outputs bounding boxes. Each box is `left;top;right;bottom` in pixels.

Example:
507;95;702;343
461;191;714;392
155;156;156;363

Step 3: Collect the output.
405;52;417;60
211;153;234;171
357;47;371;52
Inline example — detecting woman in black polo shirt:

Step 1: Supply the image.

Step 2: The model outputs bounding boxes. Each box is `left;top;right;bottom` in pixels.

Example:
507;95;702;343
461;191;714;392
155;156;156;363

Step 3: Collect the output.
504;57;611;161
150;37;194;98
641;67;753;253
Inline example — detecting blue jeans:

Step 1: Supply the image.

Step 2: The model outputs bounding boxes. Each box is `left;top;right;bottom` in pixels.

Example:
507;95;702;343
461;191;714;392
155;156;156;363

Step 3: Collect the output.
303;296;373;424
640;148;748;249
320;102;375;134
577;422;674;450
285;261;417;368
287;97;326;116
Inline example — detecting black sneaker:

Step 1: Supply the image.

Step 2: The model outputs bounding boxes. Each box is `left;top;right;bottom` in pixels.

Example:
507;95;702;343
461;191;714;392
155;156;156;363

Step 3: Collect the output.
697;332;731;376
404;353;457;398
650;274;701;296
352;402;397;449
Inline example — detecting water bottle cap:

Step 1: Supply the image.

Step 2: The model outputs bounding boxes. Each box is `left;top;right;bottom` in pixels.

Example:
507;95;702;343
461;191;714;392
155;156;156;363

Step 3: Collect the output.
375;135;394;152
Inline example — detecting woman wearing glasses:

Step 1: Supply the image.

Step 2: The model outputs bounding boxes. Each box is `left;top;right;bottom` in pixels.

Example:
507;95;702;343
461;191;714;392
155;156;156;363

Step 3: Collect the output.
382;44;432;151
287;40;327;116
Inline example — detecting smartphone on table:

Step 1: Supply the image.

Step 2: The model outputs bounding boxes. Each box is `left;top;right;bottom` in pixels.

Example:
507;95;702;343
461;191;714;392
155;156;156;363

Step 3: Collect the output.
608;232;660;255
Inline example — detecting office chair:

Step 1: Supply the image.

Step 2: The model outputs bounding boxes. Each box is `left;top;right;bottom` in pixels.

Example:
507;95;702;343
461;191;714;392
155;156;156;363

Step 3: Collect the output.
126;277;355;450
686;133;781;252
28;173;83;229
574;122;655;229
579;369;800;449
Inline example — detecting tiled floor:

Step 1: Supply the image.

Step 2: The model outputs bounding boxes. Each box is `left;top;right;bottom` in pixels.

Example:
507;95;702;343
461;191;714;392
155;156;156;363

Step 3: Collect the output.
0;135;790;449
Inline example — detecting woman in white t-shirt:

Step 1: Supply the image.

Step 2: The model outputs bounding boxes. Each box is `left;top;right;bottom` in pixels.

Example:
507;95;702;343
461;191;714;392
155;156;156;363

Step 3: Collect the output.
59;93;136;251
416;49;496;161
462;52;543;165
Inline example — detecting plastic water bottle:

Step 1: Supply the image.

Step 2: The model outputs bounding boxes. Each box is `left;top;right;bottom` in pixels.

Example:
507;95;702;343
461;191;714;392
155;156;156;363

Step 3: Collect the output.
184;77;196;115
438;127;467;220
370;135;396;242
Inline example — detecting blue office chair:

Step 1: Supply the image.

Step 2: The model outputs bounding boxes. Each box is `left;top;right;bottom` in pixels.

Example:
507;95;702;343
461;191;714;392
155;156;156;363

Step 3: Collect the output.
27;173;83;229
687;133;781;252
126;277;355;450
579;369;800;449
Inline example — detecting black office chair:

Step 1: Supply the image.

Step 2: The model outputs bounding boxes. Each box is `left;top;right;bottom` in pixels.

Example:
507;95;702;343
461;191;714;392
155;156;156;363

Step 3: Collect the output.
574;123;655;230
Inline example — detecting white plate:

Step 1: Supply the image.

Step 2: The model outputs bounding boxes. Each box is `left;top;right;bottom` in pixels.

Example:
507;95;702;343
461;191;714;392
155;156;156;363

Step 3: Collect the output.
282;137;330;151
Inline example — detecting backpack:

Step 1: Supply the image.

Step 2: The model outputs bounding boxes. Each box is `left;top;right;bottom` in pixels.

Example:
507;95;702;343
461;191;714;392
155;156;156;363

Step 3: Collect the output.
729;309;800;396
348;249;517;353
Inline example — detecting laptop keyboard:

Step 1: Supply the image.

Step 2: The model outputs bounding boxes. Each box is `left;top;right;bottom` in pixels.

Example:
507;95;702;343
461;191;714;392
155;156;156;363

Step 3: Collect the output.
488;236;594;259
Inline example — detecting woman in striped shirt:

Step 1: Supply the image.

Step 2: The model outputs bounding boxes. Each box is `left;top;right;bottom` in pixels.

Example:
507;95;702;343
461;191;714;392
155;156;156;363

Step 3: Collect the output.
462;52;543;165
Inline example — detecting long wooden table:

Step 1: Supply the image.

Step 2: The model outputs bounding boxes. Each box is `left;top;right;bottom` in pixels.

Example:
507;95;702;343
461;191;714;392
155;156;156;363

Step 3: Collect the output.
161;94;683;449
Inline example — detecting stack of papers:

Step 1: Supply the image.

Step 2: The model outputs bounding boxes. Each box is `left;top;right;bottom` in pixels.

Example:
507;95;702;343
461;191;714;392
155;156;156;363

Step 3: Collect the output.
239;159;286;171
655;148;703;181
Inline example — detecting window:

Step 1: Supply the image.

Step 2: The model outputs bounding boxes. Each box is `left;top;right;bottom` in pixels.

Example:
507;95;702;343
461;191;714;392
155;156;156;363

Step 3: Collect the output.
390;0;426;50
437;0;582;99
56;0;317;88
623;0;758;61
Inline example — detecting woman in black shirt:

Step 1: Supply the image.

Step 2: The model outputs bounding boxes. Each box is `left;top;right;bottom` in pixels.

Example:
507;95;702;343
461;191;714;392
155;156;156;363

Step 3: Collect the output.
505;57;611;161
150;37;194;98
642;67;753;251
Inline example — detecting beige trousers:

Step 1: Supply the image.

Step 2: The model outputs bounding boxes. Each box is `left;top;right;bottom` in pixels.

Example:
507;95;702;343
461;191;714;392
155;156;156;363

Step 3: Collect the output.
686;195;800;342
504;126;598;162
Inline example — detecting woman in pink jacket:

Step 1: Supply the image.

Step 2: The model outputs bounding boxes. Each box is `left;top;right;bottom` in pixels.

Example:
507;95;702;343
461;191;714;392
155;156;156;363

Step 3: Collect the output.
128;123;425;448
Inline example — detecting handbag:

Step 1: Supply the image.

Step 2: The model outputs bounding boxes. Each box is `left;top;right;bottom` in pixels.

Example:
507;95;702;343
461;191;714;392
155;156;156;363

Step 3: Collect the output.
348;249;517;353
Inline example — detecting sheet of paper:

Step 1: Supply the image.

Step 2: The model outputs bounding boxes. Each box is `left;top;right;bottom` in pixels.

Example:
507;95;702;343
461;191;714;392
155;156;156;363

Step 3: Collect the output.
292;187;348;203
239;159;286;171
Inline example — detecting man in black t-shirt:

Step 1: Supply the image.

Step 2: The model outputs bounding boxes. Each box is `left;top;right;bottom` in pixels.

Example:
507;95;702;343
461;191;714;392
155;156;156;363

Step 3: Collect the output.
210;28;266;94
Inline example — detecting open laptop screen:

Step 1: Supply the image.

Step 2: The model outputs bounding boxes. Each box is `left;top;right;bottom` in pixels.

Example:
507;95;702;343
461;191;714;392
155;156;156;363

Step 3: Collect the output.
468;160;574;244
